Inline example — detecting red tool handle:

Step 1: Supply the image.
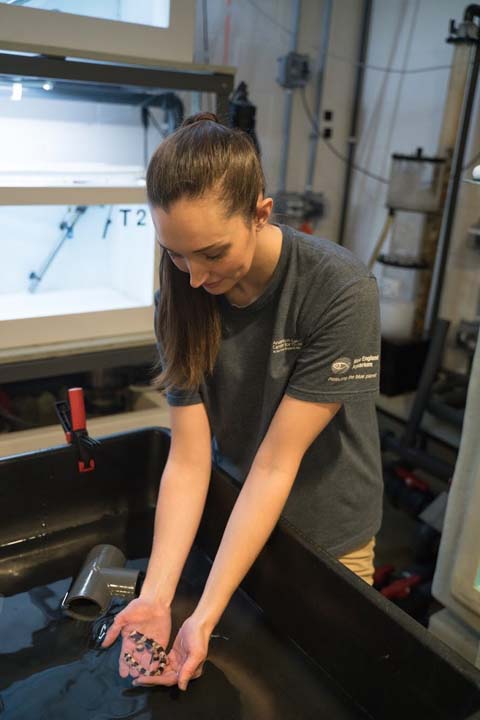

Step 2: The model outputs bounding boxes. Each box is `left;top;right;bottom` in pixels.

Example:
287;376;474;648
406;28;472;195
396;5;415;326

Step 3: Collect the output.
395;466;430;493
68;387;87;432
381;574;422;600
373;563;395;587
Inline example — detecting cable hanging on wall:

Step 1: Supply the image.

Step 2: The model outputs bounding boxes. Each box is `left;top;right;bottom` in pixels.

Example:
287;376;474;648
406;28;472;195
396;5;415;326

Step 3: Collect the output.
244;0;454;74
301;88;480;185
327;51;453;75
300;87;390;185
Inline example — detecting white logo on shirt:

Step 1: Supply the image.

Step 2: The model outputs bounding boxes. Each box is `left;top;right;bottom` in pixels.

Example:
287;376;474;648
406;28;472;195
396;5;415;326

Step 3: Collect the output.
328;354;379;383
272;338;303;353
331;357;352;374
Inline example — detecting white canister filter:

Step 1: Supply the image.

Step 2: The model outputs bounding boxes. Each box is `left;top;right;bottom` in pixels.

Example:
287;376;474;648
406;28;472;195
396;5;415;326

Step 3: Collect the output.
376;253;427;341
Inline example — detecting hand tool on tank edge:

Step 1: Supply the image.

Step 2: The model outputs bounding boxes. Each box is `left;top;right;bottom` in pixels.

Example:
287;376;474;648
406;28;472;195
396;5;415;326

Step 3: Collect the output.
55;387;99;473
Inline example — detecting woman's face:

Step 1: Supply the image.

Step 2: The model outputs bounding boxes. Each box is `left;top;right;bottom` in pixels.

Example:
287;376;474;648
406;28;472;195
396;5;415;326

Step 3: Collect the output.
150;194;260;294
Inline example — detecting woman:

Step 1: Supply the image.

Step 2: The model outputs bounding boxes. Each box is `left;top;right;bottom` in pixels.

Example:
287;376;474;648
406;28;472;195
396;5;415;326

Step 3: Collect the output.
102;113;383;689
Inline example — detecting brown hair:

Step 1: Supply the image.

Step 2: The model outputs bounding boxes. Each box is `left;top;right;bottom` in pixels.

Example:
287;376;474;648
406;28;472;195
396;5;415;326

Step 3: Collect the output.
148;112;265;392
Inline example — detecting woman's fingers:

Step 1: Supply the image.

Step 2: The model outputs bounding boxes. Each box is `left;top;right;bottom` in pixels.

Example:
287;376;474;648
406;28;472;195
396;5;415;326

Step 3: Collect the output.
101;613;127;648
132;668;178;687
191;664;204;680
101;611;173;682
118;632;169;681
178;658;205;691
131;648;205;689
119;653;132;678
118;636;138;677
132;664;204;688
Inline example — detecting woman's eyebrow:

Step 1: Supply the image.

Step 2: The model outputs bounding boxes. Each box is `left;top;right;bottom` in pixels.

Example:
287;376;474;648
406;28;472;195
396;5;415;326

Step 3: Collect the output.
158;241;231;254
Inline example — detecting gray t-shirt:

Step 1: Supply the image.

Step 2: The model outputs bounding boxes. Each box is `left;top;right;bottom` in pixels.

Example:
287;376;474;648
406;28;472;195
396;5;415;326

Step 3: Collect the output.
155;224;383;557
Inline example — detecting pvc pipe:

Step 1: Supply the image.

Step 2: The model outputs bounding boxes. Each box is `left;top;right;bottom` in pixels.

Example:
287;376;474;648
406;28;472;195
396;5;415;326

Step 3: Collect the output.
62;544;140;621
424;17;480;335
305;0;333;192
337;0;372;246
277;0;301;193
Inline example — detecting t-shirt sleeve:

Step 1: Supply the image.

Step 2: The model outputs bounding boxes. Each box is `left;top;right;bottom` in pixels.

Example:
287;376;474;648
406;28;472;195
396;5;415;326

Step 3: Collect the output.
286;276;381;403
153;290;203;407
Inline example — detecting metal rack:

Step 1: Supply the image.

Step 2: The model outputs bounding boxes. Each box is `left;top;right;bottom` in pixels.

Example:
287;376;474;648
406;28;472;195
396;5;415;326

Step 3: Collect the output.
0;51;234;119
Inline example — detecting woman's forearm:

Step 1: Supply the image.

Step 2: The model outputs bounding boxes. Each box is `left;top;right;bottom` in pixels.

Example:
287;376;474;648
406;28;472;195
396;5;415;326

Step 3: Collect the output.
191;458;299;631
140;456;211;607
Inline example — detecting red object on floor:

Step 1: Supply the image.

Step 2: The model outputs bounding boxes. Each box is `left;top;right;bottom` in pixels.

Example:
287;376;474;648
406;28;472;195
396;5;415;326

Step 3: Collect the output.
394;465;430;493
0;388;12;413
298;221;314;234
373;564;395;587
381;574;422;600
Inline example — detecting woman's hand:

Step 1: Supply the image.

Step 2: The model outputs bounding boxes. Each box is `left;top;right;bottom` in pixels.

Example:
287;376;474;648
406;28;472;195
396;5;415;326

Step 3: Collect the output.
132;615;210;691
101;597;172;679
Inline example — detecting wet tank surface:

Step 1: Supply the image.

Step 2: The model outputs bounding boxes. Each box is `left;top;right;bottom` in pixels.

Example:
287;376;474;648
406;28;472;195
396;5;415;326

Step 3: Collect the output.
0;548;364;720
1;428;480;720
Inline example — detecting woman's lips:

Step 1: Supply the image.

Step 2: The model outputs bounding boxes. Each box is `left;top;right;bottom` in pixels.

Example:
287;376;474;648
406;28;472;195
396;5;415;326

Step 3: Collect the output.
203;279;222;289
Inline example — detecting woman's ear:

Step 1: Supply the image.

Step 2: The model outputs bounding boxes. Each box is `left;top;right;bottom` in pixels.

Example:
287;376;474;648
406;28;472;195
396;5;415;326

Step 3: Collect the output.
255;195;273;230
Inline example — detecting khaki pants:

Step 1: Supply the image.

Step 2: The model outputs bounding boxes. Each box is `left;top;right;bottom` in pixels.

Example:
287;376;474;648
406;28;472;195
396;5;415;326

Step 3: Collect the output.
337;537;376;585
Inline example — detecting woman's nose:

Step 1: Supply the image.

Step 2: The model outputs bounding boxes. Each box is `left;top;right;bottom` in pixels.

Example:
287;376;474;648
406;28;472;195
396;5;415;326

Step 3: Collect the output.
187;260;209;288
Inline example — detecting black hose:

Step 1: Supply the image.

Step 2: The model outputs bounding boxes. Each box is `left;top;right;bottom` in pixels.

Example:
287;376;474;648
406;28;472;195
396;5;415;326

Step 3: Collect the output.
151;92;184;129
465;4;480;22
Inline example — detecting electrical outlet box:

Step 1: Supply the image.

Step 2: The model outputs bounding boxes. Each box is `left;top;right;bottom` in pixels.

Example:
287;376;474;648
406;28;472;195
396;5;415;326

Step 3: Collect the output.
276;52;311;88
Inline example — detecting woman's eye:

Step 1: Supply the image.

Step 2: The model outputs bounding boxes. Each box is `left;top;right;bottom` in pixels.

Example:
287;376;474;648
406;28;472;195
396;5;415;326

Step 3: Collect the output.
166;249;224;261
